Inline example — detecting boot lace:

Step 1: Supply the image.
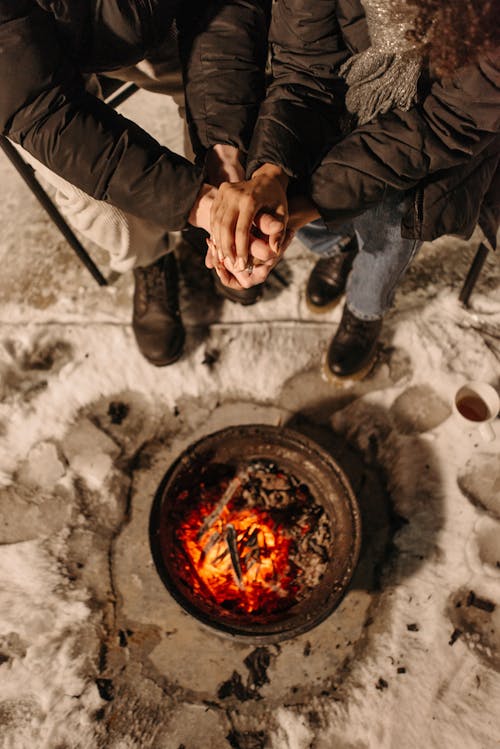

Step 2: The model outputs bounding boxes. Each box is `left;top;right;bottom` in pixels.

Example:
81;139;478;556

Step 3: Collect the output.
144;263;167;305
136;259;178;315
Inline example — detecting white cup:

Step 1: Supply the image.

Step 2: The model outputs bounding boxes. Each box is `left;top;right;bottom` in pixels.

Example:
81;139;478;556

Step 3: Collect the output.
453;382;500;442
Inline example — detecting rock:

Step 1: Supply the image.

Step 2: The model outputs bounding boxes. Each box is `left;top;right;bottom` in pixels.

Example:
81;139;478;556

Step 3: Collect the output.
0;484;72;544
86;391;158;459
61;418;120;489
390;385;451;434
471;516;500;573
17;441;65;489
75;470;130;533
71;452;114;491
62;418;121;462
458;453;500;519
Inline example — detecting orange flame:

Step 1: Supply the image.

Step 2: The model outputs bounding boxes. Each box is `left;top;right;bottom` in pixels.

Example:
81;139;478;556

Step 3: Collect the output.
175;489;300;615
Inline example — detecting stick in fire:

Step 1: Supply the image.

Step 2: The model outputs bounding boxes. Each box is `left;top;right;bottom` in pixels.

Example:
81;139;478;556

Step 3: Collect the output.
225;523;245;589
196;474;244;540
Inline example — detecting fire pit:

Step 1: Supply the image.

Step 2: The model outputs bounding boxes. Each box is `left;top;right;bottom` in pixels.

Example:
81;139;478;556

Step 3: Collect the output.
149;424;361;642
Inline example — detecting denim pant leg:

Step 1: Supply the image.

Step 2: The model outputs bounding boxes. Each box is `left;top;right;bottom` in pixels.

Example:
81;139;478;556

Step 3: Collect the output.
297;219;355;257
346;193;421;321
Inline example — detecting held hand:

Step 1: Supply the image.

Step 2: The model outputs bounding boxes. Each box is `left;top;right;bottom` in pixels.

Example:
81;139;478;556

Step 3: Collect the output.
187;145;245;234
205;211;289;267
205;213;295;290
207;242;277;290
222;228;295;289
210;164;289;271
190;187;316;267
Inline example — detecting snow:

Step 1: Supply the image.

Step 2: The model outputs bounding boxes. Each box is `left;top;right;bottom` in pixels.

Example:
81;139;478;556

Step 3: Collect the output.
0;88;499;749
0;542;101;749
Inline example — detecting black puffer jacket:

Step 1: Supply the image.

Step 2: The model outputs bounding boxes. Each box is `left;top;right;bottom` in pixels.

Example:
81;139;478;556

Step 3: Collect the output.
247;0;500;247
0;0;269;229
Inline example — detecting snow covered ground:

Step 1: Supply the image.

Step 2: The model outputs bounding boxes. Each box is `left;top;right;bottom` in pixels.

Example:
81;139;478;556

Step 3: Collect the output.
0;90;499;749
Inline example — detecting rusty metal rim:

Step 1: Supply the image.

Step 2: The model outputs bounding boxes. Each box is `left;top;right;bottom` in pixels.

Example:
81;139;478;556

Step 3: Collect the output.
149;424;362;644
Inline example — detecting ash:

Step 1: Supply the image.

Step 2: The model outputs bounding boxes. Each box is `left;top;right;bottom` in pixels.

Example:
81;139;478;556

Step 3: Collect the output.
237;460;331;591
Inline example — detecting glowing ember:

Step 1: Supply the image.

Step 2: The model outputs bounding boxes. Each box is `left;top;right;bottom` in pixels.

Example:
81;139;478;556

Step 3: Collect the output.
179;503;298;614
169;461;332;617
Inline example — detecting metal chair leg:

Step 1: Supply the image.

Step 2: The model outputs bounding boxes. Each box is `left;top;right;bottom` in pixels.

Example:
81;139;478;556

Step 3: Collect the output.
104;82;139;108
0;135;108;286
459;242;489;307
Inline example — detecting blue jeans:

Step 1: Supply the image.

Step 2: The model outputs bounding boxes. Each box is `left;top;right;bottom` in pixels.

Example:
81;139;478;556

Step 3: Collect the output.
297;191;421;320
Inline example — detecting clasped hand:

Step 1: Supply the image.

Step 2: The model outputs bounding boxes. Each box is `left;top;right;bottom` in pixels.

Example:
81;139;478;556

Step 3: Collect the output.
190;150;312;291
206;163;292;290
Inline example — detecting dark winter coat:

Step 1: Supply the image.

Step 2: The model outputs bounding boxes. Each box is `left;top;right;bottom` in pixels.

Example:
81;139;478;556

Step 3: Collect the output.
0;0;269;229
247;0;500;247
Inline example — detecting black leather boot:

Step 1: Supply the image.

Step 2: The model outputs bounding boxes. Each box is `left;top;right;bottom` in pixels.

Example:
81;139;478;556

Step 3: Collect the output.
132;253;185;366
326;305;382;380
212;271;263;305
306;236;358;312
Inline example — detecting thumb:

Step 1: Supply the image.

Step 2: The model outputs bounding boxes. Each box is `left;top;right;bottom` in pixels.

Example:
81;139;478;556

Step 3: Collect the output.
254;212;284;237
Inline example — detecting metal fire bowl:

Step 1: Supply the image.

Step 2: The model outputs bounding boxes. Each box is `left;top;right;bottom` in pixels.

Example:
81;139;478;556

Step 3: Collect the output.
149;424;361;643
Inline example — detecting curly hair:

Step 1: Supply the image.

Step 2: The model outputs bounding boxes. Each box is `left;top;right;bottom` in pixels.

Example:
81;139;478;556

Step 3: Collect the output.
406;0;500;76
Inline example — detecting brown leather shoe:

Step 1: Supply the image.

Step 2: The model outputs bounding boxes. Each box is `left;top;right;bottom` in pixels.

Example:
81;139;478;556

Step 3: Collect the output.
306;236;358;312
212;271;263;306
132;253;185;366
325;305;382;380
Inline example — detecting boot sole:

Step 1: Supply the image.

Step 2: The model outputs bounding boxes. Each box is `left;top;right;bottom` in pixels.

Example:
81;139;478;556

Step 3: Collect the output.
134;330;186;367
305;294;343;315
145;346;184;367
321;348;378;385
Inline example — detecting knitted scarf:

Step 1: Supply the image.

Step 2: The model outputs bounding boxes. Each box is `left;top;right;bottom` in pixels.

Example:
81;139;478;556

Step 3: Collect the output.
341;0;422;124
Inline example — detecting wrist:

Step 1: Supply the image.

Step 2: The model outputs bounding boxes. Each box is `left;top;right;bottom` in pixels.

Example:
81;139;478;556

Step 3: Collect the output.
252;162;289;191
188;184;217;233
288;194;320;231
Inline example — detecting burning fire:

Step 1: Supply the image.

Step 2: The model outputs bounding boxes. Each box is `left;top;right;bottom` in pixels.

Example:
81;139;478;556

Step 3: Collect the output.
175;477;301;615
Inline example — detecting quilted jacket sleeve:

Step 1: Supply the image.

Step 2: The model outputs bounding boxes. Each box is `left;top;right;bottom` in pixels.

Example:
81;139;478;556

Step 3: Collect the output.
177;0;270;160
0;0;203;230
246;0;351;179
310;50;500;226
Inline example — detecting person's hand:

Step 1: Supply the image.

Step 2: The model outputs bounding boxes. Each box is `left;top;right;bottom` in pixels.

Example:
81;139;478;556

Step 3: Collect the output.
207;242;277;289
206;191;318;290
191;187;317;269
205;214;295;290
187;145;246;233
210;163;290;271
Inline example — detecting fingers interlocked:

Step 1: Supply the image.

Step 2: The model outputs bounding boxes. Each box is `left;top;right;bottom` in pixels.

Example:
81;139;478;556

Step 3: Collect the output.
209;174;288;271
